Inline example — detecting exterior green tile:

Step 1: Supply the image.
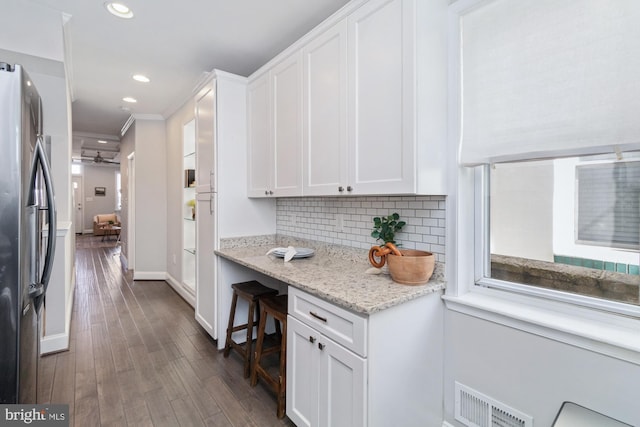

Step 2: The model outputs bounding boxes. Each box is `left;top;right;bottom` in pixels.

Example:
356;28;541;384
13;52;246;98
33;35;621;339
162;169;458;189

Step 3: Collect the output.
593;260;604;270
629;265;640;275
616;263;627;274
582;259;594;269
604;262;615;271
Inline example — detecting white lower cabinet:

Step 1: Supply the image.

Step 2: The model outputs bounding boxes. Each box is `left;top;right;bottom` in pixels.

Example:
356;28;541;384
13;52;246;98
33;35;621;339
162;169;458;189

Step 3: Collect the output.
288;316;366;427
287;286;444;427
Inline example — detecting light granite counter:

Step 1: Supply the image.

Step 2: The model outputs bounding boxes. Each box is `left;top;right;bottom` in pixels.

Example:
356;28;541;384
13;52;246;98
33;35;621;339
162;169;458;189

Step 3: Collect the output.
215;235;445;315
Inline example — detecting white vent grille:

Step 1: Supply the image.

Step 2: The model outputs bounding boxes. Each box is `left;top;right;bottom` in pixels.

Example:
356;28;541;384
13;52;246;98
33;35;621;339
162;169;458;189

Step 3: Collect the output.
455;382;533;427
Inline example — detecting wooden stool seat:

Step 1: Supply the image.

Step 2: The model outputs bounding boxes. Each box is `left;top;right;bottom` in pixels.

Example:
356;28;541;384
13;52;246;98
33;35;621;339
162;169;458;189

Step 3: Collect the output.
223;281;278;378
250;294;289;419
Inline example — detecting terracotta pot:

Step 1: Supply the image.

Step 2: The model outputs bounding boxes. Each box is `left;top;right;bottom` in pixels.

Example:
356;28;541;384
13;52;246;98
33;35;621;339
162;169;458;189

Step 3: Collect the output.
386;249;435;285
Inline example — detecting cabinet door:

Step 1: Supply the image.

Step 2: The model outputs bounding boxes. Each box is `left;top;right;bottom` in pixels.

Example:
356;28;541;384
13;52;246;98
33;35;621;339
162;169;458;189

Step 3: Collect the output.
287;316;319;427
247;74;272;197
195;83;215;193
195;192;216;338
271;52;303;196
318;335;367;427
347;0;415;194
302;20;348;196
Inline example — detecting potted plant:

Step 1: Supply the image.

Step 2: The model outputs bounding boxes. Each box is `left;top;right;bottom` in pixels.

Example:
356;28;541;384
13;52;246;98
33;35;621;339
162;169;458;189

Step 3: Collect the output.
368;212;435;285
368;213;405;267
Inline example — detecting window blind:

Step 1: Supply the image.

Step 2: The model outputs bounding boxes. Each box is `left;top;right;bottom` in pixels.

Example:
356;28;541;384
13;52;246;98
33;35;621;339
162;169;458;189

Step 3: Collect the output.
576;161;640;249
459;0;640;165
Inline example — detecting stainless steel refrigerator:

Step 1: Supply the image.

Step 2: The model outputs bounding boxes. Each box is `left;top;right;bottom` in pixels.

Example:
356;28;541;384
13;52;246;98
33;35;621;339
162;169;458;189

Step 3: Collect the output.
0;62;56;403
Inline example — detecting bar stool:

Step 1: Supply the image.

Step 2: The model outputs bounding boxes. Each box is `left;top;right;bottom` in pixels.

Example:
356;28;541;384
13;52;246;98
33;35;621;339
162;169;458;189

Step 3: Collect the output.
223;281;278;378
250;294;288;419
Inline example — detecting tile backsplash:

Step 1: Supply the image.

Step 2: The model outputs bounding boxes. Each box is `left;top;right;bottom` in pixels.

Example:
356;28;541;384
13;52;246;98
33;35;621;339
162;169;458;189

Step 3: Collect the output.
276;196;446;263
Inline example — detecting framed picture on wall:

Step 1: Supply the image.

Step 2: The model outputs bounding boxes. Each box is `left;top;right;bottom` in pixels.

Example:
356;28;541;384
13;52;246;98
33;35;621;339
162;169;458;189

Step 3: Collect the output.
95;187;106;196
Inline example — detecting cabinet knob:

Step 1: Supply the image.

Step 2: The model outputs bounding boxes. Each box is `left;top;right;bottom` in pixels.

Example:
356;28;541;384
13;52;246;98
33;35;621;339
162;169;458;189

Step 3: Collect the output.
318;343;325;351
309;336;316;343
269;190;274;195
265;190;269;195
347;186;353;192
338;186;344;192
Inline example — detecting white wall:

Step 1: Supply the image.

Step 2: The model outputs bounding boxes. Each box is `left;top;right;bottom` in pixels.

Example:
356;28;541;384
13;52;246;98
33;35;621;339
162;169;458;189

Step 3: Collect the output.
131;118;168;278
1;0;65;62
443;310;640;427
490;161;554;262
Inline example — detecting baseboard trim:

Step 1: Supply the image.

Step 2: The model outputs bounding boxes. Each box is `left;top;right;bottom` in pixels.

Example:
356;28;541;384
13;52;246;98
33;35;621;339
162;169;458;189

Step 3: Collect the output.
442;421;455;427
165;273;195;308
40;264;76;355
133;271;166;281
41;332;69;355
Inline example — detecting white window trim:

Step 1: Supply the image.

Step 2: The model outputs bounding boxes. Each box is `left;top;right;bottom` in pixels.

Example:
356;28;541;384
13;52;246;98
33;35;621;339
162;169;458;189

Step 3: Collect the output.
445;0;640;366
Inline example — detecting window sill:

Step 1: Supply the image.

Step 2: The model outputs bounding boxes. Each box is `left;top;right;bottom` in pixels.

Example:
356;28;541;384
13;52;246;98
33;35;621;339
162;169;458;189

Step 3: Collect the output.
442;289;640;365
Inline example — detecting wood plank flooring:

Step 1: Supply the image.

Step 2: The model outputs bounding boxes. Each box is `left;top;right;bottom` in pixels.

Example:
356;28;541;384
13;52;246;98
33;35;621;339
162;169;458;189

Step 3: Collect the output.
38;235;295;427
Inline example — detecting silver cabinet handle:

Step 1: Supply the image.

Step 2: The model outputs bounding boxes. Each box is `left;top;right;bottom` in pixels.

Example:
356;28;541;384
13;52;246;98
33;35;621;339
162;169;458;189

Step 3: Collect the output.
309;311;327;322
338;186;344;192
269;190;274;195
318;343;325;350
347;186;353;192
309;336;316;343
265;190;269;195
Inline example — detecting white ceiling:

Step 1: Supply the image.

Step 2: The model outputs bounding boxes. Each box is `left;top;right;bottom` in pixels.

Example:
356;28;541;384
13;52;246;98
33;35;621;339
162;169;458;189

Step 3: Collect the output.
27;0;351;159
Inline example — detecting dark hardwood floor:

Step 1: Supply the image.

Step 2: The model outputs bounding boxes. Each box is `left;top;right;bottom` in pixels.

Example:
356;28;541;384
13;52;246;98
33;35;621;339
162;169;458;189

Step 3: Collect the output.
38;235;295;427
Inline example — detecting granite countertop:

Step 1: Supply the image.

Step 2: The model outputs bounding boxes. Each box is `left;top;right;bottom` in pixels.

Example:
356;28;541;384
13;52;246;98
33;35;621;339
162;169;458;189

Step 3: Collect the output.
215;236;446;315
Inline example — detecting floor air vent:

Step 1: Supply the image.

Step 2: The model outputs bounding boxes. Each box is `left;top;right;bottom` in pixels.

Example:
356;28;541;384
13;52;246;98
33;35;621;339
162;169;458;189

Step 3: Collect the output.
455;382;533;427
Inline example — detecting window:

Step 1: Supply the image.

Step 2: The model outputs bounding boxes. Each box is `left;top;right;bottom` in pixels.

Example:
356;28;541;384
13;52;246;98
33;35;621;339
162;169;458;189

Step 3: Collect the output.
71;163;82;175
481;151;640;313
451;0;640;318
576;161;640;250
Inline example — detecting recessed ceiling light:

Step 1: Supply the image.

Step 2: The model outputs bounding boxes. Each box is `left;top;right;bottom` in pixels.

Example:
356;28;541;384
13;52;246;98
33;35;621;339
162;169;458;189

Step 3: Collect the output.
105;2;134;19
98;140;108;144
132;74;150;83
122;97;137;103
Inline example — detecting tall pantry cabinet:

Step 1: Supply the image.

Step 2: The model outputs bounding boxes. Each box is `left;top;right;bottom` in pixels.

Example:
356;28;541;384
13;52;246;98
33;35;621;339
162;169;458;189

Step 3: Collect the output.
191;70;276;339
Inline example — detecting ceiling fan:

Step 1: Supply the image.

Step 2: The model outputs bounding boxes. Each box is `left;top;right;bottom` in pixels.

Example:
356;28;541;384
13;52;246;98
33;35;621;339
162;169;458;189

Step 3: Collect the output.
79;150;120;165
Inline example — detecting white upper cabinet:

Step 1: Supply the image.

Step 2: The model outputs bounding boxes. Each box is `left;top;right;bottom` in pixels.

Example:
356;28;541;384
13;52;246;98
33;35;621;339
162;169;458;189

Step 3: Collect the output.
247;53;303;197
302;21;348;196
271;52;303;196
347;0;414;195
248;0;448;197
247;74;272;197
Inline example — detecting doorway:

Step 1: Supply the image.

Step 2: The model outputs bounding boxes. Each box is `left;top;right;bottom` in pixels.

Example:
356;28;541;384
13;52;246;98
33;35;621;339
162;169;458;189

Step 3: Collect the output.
72;175;84;234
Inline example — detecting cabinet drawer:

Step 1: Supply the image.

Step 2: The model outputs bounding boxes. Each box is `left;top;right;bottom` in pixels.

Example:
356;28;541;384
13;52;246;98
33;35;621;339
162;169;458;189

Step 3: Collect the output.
288;287;367;357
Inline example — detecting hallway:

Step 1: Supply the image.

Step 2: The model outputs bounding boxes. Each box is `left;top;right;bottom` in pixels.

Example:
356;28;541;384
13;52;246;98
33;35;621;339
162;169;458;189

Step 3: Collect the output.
38;235;294;426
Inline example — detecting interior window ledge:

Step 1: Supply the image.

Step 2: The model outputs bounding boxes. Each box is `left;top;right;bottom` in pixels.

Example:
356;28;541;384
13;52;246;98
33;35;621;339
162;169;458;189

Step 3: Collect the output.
442;290;640;365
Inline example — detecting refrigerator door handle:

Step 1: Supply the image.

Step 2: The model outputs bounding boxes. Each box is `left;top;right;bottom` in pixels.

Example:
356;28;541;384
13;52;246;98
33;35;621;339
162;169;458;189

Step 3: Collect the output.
27;136;57;307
